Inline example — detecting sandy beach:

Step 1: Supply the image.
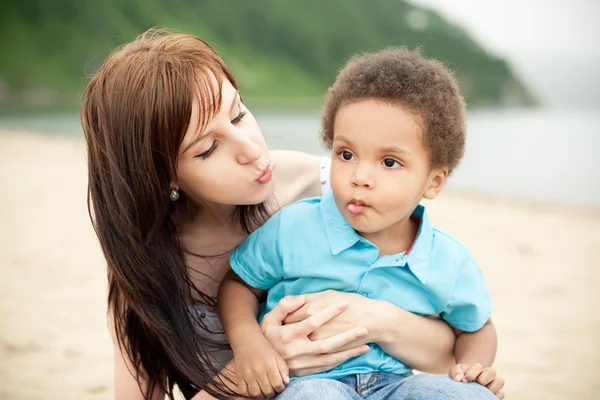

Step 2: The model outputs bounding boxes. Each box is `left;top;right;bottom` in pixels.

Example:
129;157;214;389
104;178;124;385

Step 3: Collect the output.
0;131;599;400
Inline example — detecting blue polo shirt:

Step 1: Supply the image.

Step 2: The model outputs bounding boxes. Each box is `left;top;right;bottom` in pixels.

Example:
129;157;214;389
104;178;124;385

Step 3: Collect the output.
230;191;493;380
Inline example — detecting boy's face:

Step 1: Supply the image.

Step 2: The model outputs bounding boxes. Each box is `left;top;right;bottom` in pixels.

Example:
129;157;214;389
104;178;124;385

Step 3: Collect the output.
330;99;447;235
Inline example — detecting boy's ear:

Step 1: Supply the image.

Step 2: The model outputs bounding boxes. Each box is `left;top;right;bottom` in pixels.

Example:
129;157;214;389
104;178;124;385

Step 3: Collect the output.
423;167;448;200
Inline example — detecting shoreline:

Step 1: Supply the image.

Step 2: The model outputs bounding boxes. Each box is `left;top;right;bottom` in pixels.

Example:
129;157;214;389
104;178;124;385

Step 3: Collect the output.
2;128;598;212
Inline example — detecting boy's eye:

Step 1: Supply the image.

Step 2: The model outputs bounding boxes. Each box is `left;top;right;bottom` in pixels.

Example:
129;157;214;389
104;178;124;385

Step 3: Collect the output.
383;158;400;168
342;151;354;161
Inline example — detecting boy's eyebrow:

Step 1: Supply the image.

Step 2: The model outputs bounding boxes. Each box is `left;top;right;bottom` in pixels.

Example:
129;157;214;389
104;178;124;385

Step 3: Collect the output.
334;135;353;145
335;136;412;157
379;146;412;157
183;92;240;154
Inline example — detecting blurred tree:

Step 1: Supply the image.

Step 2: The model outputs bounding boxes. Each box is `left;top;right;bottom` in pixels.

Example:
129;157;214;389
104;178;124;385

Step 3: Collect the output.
0;0;536;108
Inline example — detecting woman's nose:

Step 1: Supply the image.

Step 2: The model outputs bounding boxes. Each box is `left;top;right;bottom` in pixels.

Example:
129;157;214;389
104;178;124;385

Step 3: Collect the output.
234;134;262;165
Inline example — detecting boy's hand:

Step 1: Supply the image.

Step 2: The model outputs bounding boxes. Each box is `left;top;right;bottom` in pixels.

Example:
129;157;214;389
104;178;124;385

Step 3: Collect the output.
232;335;289;398
450;363;505;399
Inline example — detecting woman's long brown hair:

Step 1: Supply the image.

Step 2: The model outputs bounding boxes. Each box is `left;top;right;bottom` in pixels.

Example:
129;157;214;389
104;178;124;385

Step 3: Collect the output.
81;29;266;399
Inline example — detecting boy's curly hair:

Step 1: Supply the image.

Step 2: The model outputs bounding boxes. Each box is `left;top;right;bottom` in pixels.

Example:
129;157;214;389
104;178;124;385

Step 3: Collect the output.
321;47;466;173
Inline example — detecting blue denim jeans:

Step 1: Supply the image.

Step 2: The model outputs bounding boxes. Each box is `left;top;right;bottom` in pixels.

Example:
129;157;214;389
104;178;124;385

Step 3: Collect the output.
274;372;497;399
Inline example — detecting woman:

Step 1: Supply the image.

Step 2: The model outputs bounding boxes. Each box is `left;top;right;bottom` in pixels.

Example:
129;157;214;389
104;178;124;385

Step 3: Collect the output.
81;29;458;400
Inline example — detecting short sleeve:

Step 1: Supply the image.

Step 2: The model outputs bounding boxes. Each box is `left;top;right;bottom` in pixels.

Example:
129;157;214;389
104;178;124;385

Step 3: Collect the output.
320;156;331;195
230;211;284;290
440;254;493;332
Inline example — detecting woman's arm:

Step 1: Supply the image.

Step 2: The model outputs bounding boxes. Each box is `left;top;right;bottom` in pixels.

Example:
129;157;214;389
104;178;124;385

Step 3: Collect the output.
110;309;166;400
113;342;165;400
371;299;456;373
284;291;456;374
112;308;242;400
270;150;323;207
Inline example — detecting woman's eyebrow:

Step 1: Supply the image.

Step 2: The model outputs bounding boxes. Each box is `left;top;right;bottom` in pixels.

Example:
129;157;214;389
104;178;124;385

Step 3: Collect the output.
229;91;240;114
183;91;240;154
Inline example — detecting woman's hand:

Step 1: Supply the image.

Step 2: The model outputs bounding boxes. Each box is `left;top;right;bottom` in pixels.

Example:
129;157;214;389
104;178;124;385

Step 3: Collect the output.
283;290;379;343
282;290;456;374
260;295;371;377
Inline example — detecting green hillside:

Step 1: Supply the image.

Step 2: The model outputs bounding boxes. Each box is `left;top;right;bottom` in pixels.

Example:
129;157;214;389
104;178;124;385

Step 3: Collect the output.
0;0;537;109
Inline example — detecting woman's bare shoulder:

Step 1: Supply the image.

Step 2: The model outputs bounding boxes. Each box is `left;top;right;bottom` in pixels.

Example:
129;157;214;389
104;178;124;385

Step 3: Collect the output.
270;150;323;208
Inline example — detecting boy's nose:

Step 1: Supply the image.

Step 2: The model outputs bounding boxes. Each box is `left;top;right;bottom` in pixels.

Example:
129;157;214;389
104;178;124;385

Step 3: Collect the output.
350;165;375;188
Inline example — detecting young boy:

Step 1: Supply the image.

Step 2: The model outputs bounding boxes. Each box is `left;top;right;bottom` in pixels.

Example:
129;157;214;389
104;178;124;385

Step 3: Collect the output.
219;48;504;400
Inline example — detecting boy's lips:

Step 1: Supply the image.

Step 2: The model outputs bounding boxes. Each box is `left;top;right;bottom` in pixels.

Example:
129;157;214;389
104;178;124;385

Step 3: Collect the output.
348;198;369;214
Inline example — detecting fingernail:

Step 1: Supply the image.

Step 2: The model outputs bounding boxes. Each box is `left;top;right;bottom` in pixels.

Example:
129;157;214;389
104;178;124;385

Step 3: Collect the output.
455;374;464;381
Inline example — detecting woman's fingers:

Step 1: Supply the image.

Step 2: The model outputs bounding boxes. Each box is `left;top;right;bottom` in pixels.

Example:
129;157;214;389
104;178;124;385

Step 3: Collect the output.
288;302;348;338
283;304;308;325
291;362;341;377
309;327;368;354
262;295;307;327
287;344;370;371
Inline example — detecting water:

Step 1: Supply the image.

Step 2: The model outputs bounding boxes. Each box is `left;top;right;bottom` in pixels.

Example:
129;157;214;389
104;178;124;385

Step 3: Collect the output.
1;108;598;207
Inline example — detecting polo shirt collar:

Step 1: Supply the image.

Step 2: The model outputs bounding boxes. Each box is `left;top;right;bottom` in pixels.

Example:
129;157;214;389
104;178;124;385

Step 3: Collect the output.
319;192;433;284
320;191;362;255
402;204;433;284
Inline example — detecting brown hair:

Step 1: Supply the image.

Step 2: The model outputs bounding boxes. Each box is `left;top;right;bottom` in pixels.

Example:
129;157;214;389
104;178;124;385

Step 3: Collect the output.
81;29;261;399
321;47;466;173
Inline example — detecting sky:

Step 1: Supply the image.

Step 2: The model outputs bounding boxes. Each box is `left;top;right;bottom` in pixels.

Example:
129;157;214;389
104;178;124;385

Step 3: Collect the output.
408;0;600;108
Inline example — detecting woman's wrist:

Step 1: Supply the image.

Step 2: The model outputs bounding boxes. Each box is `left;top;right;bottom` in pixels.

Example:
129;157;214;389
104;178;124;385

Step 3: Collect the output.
367;299;401;345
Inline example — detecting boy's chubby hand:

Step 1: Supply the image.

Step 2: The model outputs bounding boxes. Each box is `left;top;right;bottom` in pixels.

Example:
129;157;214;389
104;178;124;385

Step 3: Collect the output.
450;363;505;399
232;335;289;398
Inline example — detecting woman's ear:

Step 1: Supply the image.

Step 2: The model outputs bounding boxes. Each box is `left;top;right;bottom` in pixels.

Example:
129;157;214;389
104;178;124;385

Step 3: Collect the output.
423;167;448;200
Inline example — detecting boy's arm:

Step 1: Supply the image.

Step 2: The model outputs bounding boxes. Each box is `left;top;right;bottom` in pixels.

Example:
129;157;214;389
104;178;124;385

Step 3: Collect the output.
441;250;505;397
218;270;288;398
218;269;265;346
440;251;495;371
453;318;497;367
450;319;505;398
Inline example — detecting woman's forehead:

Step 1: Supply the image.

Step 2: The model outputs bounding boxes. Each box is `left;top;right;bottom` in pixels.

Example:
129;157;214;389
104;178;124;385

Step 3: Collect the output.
180;77;237;152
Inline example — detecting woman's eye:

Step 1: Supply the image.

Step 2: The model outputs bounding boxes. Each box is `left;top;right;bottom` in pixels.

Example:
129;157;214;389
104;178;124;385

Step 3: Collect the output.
195;141;218;159
341;150;354;161
383;158;401;168
231;108;247;124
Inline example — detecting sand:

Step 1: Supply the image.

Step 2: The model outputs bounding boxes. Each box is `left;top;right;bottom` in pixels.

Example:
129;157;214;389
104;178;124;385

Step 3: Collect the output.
0;131;599;400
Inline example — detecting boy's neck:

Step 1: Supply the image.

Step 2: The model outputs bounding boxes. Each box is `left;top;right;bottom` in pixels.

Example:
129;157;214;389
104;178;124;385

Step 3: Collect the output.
359;216;419;257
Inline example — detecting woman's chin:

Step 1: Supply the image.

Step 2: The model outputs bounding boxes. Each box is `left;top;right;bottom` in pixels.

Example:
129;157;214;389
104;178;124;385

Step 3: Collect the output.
238;182;275;206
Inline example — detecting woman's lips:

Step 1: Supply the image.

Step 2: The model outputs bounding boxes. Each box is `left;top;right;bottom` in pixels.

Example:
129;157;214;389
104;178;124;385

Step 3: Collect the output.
256;167;273;184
